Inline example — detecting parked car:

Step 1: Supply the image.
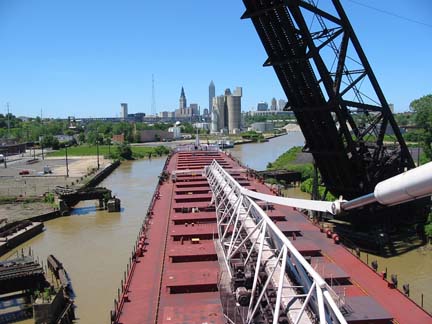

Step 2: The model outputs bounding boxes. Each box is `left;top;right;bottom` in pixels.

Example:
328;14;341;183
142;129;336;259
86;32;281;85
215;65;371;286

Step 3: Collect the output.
0;154;4;162
43;166;52;174
19;170;30;175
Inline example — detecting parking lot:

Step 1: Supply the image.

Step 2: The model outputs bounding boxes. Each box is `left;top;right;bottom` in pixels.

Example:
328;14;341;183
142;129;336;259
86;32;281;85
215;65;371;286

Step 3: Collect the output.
0;153;109;197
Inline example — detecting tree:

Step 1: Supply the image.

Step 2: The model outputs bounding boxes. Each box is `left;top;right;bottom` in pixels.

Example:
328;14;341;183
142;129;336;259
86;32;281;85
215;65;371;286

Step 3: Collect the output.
116;143;133;160
410;94;432;160
154;145;169;156
77;133;86;143
41;135;59;149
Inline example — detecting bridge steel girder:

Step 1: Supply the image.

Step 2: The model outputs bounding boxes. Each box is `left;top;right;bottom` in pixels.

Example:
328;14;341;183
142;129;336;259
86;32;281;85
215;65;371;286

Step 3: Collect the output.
241;0;414;200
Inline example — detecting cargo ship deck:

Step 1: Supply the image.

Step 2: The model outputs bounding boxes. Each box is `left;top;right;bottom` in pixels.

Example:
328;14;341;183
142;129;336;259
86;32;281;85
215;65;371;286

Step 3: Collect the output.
112;148;431;324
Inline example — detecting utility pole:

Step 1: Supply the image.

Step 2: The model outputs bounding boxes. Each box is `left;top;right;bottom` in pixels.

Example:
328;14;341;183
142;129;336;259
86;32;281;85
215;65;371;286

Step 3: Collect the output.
40;108;44;160
96;140;100;170
6;102;10;139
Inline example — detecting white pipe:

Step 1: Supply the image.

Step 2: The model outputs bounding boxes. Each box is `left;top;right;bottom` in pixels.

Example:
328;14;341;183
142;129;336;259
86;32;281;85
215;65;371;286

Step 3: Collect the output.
374;161;432;206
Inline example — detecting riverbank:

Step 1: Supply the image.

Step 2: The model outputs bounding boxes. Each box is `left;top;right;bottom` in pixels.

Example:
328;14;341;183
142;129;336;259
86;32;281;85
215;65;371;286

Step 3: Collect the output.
0;157;168;324
133;131;290;148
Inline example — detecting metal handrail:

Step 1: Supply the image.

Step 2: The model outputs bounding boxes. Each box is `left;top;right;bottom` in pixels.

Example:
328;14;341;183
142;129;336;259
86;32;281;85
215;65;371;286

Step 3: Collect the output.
206;160;347;324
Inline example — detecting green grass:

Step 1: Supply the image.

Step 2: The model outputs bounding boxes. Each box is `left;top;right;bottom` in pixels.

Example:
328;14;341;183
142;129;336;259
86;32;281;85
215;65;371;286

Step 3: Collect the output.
47;145;167;158
266;146;314;180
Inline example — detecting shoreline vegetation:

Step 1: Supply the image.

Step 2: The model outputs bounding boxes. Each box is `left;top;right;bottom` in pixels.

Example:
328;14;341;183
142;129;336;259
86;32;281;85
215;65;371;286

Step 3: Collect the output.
47;144;170;160
265;146;336;201
45;131;289;161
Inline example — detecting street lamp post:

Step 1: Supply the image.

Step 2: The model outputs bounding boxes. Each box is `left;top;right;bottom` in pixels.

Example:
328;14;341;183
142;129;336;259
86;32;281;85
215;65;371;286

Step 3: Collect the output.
65;145;69;177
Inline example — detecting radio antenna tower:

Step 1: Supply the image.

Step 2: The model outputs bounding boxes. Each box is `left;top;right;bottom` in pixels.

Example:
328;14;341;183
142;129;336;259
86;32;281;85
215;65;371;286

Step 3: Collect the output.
151;74;156;116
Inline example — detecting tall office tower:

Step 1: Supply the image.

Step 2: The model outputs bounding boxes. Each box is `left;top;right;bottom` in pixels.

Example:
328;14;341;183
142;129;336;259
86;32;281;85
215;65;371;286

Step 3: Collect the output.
278;99;287;111
179;87;187;110
121;103;128;120
209;81;215;114
271;97;277;110
190;103;199;116
257;102;268;111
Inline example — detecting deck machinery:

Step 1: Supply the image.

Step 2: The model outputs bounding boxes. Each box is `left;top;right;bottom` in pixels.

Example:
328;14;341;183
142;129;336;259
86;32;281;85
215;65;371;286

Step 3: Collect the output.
241;0;428;246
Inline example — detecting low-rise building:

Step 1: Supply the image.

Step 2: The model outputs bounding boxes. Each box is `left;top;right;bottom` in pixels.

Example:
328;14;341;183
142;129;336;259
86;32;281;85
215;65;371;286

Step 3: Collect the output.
251;122;275;132
140;130;173;142
168;126;182;139
112;134;125;144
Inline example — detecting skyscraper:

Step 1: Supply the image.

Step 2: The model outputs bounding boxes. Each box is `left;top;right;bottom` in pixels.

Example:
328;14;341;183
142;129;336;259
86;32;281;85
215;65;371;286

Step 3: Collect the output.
257;102;268;111
209;81;215;114
271;98;277;110
179;87;187;110
278;99;287;111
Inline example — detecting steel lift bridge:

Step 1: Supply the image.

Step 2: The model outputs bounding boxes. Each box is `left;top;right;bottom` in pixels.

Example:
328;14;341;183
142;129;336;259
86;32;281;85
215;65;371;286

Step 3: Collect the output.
205;160;432;324
240;0;428;231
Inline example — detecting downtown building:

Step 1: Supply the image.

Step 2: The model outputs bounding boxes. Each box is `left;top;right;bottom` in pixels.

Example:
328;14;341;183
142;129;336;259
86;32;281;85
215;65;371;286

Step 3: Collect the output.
175;87;200;121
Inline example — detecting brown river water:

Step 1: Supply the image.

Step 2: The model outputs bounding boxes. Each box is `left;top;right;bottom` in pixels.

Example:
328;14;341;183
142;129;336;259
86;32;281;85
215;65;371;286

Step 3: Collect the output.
2;132;431;323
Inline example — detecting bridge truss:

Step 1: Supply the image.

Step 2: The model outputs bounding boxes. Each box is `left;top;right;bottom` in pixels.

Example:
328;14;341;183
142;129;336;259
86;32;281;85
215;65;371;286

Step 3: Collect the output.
206;160;348;324
241;0;427;231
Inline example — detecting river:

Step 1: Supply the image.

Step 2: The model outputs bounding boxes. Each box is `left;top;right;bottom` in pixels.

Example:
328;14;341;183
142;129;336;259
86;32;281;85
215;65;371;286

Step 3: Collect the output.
228;132;305;171
1;132;431;323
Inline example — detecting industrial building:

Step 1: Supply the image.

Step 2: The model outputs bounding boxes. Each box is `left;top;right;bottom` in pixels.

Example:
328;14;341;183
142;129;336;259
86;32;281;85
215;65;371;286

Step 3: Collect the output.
211;87;242;134
120;103;128;120
167;126;182;139
250;121;275;133
227;90;241;134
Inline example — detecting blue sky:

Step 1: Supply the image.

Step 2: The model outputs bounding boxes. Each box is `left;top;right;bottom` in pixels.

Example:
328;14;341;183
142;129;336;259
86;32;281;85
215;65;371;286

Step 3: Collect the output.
0;0;431;118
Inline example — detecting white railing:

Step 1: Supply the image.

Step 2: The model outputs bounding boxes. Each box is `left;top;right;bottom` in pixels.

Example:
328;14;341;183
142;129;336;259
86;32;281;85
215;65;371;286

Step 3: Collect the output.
174;144;220;152
205;160;347;324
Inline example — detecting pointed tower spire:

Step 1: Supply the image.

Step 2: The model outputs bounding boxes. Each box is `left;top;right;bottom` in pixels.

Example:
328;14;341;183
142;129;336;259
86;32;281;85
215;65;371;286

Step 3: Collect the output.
179;86;187;109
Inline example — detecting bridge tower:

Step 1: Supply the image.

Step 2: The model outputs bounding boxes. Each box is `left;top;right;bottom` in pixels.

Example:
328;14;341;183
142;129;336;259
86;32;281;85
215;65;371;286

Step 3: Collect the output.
241;0;427;236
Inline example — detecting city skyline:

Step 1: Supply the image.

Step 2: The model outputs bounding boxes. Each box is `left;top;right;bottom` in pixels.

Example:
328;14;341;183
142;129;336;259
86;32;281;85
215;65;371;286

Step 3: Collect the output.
1;1;431;118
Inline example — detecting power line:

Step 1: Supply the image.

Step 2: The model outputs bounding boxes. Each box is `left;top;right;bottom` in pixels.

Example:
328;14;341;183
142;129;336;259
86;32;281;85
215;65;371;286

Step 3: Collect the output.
346;0;432;29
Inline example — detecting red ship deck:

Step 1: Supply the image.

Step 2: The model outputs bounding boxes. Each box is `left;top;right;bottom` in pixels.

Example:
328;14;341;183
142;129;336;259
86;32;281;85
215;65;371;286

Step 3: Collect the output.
113;149;432;324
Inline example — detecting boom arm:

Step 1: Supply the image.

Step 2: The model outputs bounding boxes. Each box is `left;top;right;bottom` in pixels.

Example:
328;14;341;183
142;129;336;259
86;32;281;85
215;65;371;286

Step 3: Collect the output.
240;162;432;215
